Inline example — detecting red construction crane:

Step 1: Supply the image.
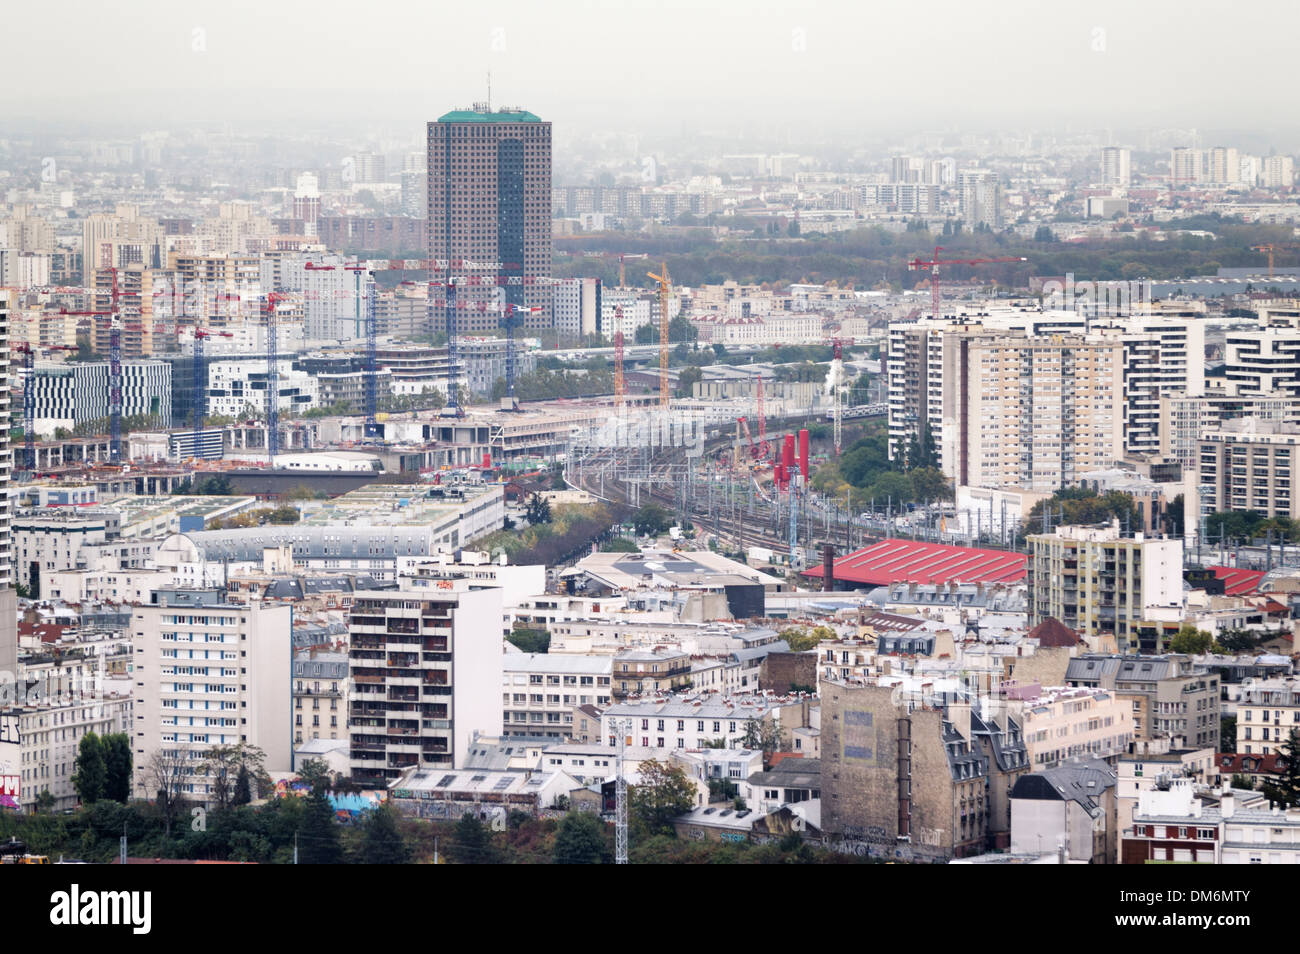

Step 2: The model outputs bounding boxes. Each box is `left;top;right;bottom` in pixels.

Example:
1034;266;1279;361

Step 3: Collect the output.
907;246;1027;319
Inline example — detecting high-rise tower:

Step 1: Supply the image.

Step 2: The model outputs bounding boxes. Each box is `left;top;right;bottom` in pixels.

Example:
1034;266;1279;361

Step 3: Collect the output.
427;105;552;335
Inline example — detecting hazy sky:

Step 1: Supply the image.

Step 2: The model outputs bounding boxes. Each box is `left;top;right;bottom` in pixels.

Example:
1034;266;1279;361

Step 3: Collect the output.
7;0;1298;141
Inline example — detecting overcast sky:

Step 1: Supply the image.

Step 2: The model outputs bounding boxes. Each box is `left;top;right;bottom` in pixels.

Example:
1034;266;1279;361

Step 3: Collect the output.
7;0;1297;142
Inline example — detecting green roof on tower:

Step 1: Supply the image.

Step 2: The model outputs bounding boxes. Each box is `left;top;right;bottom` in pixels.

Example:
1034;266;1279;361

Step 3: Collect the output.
436;107;544;123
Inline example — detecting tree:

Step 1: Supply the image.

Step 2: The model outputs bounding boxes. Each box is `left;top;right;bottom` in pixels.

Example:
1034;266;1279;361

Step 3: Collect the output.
1261;731;1300;808
72;732;106;805
908;467;952;502
552;811;608;864
524;493;553;526
446;812;500;864
632;503;672;537
145;748;190;837
103;734;132;803
779;625;834;652
740;718;789;762
904;420;939;471
1221;716;1237;754
629;759;696;835
1168;625;1213;655
506;627;550;654
358;803;411;864
200;744;268;811
34;790;55;814
676;365;703;398
232;765;252;806
634;324;655;345
296;758;333;793
298;787;343;863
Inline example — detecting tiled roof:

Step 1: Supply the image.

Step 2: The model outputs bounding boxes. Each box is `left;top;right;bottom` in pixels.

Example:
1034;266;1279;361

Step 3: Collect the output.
1027;617;1081;648
1209;566;1266;596
804;539;1027;587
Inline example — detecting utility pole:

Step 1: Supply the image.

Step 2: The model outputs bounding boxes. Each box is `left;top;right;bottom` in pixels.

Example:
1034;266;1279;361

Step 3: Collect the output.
613;718;630;864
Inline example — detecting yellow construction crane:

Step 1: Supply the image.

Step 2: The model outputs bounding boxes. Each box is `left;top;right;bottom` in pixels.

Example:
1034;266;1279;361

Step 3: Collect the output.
648;262;672;408
1252;243;1300;279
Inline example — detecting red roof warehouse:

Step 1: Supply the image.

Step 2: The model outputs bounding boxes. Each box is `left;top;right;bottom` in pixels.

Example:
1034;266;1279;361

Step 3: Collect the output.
803;539;1028;589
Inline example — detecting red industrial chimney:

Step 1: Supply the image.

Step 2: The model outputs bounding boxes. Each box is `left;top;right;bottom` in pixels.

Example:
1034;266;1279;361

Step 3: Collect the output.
798;428;810;480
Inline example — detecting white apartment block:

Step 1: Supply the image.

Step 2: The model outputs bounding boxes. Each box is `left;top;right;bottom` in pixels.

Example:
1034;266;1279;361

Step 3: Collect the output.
958;170;1000;228
1225;327;1300;398
1235;685;1300;756
600;696;784;751
131;591;292;806
1100;146;1132;187
553;277;600;341
502;653;612;739
1096;318;1205;458
1159;392;1300;471
205;356;318;419
1262;155;1295;189
0;693;133;812
601;290;653;339
14;510;110;592
348;586;503;786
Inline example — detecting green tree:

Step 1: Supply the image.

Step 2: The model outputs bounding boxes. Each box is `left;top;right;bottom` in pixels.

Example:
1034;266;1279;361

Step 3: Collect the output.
103;734;132;803
506;627;550;654
296;758;333;793
446;812;500;864
632;503;673;537
71;732;106;805
634;324;655;345
358;803;411;864
629;759;696;836
676;365;703;398
600;537;640;553
740;718;789;761
1261;731;1300;808
552;811;608;864
232;766;252;806
1221;716;1238;754
780;625;834;652
904;419;939;471
1168;624;1213;655
525;493;553;526
298;787;343;863
908;466;952;502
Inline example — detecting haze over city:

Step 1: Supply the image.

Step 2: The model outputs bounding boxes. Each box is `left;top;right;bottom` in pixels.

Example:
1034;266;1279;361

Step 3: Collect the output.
8;0;1300;146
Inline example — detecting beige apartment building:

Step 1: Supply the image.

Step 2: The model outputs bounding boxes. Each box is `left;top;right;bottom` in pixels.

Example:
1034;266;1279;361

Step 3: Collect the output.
888;324;1124;491
1017;687;1134;769
1236;685;1300;756
1027;522;1184;652
131;589;292;806
1195;419;1300;520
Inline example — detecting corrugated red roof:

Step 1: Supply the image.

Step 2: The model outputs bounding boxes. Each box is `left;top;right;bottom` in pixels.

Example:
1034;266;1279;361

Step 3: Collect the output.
1209;566;1265;597
804;539;1027;587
